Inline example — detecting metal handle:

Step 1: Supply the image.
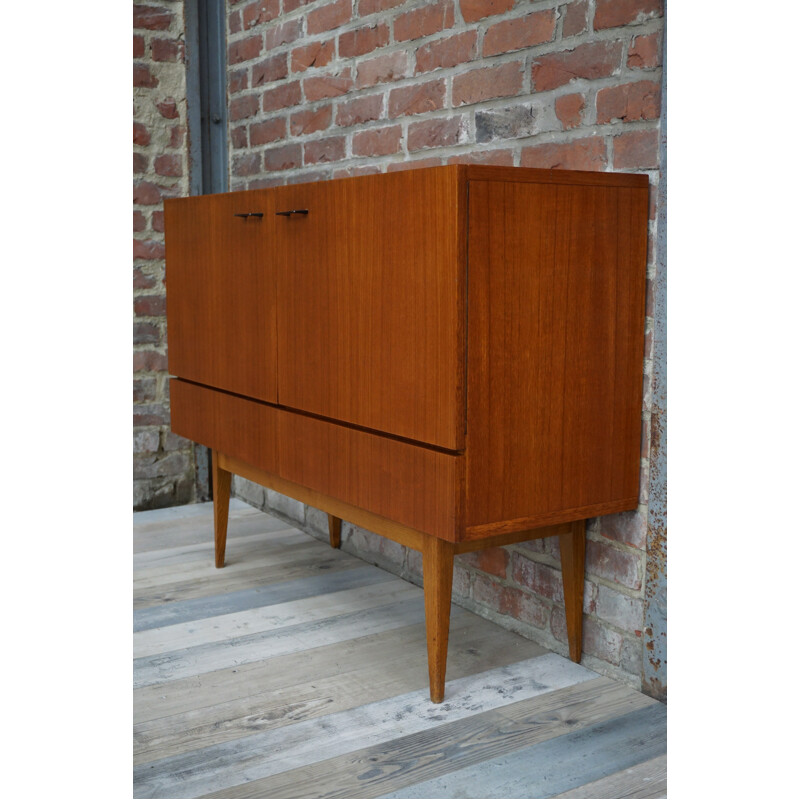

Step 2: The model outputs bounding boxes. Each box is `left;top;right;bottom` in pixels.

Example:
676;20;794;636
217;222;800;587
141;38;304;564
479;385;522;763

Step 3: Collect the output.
233;212;264;219
275;209;309;217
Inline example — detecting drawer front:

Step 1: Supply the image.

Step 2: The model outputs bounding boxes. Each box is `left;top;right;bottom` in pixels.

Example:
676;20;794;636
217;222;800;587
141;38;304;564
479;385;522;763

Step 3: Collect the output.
279;411;463;541
170;379;279;474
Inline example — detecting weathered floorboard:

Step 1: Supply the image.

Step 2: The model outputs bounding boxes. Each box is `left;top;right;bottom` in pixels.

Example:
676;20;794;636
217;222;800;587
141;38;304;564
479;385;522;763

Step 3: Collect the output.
133;502;666;800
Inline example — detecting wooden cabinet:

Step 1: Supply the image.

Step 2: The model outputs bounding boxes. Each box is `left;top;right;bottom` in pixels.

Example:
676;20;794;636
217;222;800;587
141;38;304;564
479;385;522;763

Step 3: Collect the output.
165;165;649;702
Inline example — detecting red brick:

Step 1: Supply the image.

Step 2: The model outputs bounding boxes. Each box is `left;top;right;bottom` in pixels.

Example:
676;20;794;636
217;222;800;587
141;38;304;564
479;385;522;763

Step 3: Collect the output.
511;552;564;602
228;8;242;34
628;32;662;69
133;35;145;58
407;115;464;151
262;81;302;112
133;266;157;290
133;63;158;88
265;19;303;50
483;10;556;57
415;31;477;73
613;128;658;169
242;0;279;29
250;117;287;145
284;0;313;10
253;53;288;86
304;72;354;102
228;34;262;65
290;106;332;136
360;0;404;13
395;1;454;42
307;0;352;35
133;351;169;373
333;165;384;178
563;0;588;37
133;322;161;346
230;94;260;121
230;69;248;94
594;0;662;30
264;143;302;171
460;0;514;24
460;547;508;579
133;294;166;316
387;157;444;172
133;122;150;146
586;539;642;590
555;92;585;130
133;5;173;31
154;154;182;177
169;125;185;148
335;93;383;127
231;126;248;148
339;24;389;58
472;574;547;626
133;210;147;232
388;79;445;117
356;51;408;88
352;125;403;156
151;211;165;232
152;37;182;62
447;149;514;166
133;182;162;205
291;40;335;73
133;376;157;403
232;152;262;176
597;80;660;123
133;152;147;175
452;61;522;106
133;237;165;262
304;136;346;165
156;98;179;119
521;137;606;170
531;41;623;91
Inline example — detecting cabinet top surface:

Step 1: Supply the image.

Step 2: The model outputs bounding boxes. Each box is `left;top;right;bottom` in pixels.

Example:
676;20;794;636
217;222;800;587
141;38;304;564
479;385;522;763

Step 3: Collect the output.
164;165;649;206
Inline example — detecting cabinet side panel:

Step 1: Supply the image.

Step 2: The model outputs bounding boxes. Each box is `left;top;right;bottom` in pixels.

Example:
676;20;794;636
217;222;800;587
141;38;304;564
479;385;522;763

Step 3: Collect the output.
170;379;279;473
466;180;648;529
279;410;461;541
165;192;278;402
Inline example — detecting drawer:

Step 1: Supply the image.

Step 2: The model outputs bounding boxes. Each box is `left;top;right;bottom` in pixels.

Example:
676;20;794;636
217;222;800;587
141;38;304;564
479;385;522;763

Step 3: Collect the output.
170;379;279;474
279;410;463;541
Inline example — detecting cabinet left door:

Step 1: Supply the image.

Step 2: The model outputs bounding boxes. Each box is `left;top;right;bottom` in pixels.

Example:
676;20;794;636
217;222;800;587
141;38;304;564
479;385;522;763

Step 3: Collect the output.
164;191;278;403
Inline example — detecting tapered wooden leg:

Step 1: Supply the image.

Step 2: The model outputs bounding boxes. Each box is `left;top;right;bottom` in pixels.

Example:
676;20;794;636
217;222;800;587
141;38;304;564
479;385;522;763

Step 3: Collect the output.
327;514;342;548
422;536;455;703
559;518;586;663
212;450;231;569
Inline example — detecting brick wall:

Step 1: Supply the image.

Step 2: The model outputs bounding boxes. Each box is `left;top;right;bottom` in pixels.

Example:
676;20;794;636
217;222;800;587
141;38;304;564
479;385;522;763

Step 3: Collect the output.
225;0;664;692
133;1;196;510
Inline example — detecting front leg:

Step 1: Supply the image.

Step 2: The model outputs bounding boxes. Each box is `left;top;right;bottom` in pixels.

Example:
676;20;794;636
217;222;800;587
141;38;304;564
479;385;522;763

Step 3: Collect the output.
559;519;586;662
212;450;231;568
422;536;455;703
327;514;342;548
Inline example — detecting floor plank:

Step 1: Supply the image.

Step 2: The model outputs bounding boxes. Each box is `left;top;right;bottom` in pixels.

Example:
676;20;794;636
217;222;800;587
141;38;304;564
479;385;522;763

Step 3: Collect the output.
133;502;666;800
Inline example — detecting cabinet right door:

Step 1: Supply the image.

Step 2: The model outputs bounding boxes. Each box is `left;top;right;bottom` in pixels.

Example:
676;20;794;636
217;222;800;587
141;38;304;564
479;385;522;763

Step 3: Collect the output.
275;167;466;451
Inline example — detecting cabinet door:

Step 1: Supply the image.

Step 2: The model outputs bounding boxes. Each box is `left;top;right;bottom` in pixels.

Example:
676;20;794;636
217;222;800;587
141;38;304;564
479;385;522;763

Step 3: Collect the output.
275;168;465;451
165;191;278;403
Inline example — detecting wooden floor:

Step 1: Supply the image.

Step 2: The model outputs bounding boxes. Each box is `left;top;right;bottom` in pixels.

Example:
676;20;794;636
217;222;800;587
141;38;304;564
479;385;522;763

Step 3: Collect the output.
133;500;666;799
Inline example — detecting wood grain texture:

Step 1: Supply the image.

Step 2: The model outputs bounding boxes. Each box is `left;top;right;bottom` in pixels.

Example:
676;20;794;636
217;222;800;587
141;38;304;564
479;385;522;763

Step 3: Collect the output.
327;514;341;548
164;191;278;402
465;177;649;531
422;537;455;703
464;164;649;188
278;408;463;541
211;451;231;568
554;753;667;798
133;501;666;800
560;518;586;663
276;166;466;451
169;380;279;477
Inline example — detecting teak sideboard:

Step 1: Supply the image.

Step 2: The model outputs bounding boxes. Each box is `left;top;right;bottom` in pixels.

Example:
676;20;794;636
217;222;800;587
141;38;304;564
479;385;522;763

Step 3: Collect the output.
164;164;649;703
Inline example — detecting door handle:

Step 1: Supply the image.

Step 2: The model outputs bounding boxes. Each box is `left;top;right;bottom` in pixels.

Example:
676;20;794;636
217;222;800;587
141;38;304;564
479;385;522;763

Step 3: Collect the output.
275;209;309;217
233;212;264;219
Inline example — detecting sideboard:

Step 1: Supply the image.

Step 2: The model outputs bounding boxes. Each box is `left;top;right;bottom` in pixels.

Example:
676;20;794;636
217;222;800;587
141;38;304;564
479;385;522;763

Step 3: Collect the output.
164;164;649;702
